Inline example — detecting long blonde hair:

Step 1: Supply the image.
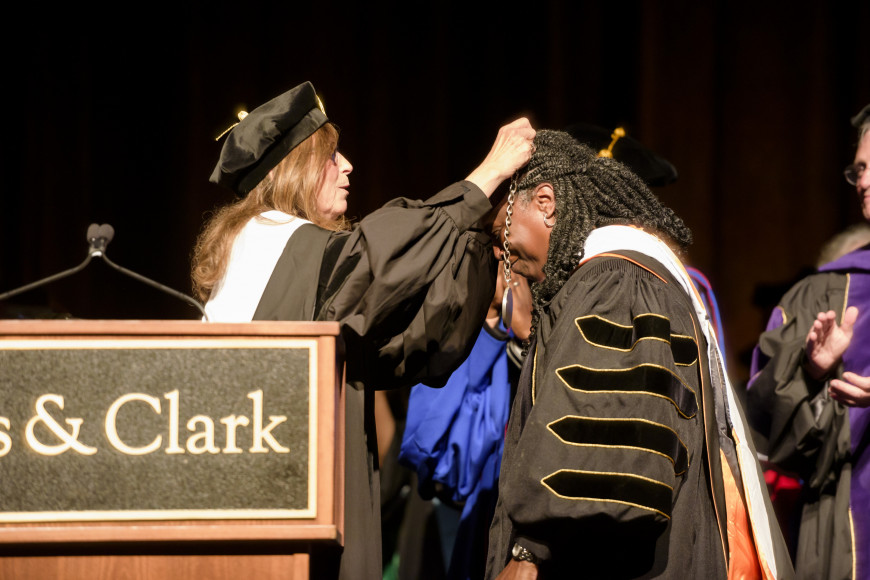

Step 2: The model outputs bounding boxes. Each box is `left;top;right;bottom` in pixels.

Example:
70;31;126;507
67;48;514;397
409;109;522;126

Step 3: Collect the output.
192;123;348;301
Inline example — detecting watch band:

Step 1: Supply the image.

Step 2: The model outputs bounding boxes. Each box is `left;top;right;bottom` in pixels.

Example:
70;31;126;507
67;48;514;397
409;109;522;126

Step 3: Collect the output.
511;542;540;565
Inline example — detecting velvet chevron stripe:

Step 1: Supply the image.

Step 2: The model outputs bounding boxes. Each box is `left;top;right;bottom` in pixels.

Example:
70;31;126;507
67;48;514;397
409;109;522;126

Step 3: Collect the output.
542;469;673;518
575;314;698;366
548;416;689;474
555;364;698;418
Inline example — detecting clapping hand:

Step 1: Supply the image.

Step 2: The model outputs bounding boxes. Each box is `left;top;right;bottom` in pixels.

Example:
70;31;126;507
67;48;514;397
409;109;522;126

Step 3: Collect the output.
804;306;870;406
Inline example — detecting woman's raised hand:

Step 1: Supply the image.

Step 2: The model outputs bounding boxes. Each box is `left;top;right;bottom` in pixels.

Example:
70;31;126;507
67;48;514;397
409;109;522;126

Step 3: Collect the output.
467;118;537;198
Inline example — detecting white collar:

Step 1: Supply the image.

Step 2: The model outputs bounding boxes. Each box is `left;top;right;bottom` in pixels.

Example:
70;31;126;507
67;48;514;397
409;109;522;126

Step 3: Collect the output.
582;225;706;327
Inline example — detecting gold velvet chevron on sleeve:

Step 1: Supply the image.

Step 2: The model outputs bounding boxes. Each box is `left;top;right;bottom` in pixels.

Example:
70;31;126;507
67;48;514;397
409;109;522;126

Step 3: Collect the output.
575;314;699;366
538;311;700;518
555;362;698;419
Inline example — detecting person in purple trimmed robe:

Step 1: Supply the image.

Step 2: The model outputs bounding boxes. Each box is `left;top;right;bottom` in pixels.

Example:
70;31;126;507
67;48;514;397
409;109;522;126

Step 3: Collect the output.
747;103;870;580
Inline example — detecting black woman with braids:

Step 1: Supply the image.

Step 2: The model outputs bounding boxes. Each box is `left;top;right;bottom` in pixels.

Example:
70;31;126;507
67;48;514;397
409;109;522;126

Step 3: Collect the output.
483;130;793;580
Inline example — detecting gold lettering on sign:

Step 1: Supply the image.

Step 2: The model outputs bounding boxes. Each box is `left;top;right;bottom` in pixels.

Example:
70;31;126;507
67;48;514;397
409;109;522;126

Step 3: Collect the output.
105;393;162;455
25;394;98;456
248;390;289;453
0;417;11;457
220;414;250;454
164;390;184;455
186;416;219;454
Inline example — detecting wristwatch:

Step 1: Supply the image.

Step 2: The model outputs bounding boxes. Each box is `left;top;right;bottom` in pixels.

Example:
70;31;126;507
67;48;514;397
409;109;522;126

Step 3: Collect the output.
511;542;540;565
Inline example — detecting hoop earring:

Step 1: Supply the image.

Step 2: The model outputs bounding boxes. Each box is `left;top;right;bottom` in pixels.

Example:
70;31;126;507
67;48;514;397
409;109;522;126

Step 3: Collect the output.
543;213;555;228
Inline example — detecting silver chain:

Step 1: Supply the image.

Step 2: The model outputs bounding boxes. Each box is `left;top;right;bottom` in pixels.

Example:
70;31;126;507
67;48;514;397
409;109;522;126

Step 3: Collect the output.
502;174;518;287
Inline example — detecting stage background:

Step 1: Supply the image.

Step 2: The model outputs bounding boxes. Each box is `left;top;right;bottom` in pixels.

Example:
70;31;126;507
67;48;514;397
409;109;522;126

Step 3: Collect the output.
2;1;869;384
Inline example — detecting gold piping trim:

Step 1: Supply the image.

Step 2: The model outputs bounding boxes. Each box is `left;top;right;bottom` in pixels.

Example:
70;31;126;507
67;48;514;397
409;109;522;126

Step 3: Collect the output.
578;312;671;330
545;468;672;489
549;441;687;476
542;494;671;520
843;273;852;321
849;506;856;580
579;333;671;352
555;362;698;419
573;314;698;366
532;344;538;406
541;468;672;519
546;415;690;473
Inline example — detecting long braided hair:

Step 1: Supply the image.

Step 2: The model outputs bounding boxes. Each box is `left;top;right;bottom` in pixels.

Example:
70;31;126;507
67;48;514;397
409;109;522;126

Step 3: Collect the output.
515;129;693;341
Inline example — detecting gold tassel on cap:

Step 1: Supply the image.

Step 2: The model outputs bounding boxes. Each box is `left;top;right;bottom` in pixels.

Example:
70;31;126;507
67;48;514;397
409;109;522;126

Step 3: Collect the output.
215;110;249;141
597;127;625;158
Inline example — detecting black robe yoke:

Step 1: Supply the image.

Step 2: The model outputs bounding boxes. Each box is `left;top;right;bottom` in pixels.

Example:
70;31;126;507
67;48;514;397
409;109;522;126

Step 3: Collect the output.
253;181;497;580
487;252;728;579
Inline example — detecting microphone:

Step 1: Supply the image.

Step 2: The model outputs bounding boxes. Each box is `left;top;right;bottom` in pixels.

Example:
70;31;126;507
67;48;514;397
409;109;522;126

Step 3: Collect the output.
87;223;114;256
1;224;209;321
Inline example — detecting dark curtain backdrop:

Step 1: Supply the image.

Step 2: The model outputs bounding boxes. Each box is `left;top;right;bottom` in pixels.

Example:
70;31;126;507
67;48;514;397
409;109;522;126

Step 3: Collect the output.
2;1;868;383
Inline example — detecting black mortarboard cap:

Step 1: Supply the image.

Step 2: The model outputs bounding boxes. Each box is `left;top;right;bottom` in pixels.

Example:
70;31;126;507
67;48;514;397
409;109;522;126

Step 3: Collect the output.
210;81;329;195
851;104;870;128
564;122;678;187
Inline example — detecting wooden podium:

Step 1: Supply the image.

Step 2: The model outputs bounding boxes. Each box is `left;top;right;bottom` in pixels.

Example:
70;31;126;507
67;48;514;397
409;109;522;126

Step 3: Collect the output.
0;319;345;580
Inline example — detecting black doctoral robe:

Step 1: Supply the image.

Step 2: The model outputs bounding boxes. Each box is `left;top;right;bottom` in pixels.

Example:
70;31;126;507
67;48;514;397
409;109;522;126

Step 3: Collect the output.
253;181;497;580
747;265;865;580
486;250;792;579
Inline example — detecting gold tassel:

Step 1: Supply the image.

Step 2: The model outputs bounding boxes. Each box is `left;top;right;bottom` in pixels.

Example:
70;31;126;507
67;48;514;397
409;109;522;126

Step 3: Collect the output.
215;110;249;141
597;127;625;158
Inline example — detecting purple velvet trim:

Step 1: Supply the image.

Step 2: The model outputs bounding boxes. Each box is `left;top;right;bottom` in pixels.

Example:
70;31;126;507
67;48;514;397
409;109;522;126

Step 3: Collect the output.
817;245;870;274
747;307;785;387
843;271;870;577
842;273;870;376
850;405;870;578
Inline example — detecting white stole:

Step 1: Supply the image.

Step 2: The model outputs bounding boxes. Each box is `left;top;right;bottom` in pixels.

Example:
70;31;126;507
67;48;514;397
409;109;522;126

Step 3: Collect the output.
205;211;311;322
581;225;779;579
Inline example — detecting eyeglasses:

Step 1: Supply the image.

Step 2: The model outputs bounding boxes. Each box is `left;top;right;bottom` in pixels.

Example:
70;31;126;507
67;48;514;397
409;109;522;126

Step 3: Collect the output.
844;163;866;186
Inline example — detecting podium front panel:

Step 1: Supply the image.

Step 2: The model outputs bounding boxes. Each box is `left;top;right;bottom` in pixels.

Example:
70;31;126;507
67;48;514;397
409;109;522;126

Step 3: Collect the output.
0;320;343;545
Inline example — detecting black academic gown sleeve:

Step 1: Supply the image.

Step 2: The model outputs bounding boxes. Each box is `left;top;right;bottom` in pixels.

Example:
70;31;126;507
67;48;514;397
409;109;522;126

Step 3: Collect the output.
319;180;497;390
487;255;725;579
255;179;497;580
747;272;850;482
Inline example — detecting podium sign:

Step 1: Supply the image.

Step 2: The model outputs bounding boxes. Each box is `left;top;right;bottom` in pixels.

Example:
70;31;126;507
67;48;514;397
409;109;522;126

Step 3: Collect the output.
2;338;321;520
0;320;344;579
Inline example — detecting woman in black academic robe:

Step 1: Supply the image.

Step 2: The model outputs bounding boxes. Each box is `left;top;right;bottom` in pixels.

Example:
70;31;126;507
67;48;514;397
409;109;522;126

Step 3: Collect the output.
191;81;536;580
482;130;793;580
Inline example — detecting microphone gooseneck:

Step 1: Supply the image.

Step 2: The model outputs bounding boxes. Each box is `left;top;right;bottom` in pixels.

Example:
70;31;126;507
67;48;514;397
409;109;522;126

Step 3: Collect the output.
0;224;102;301
1;223;209;321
